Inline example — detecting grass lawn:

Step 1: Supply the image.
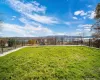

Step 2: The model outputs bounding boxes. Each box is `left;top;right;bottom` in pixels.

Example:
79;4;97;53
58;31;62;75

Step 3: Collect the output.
0;46;100;80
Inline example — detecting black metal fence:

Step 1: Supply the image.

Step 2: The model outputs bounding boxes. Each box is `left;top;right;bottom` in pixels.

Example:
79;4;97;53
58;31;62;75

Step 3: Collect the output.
84;39;100;48
0;38;26;54
0;37;100;54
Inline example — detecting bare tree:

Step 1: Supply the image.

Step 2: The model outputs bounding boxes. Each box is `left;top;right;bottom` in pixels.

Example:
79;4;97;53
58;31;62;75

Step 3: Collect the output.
92;3;100;38
95;3;100;19
91;3;100;48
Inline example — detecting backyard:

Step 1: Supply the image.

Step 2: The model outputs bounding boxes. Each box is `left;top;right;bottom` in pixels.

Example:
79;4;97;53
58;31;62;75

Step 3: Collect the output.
0;46;100;80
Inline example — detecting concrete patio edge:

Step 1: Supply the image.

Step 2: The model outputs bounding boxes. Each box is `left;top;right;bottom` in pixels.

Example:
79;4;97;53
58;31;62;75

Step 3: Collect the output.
0;46;28;57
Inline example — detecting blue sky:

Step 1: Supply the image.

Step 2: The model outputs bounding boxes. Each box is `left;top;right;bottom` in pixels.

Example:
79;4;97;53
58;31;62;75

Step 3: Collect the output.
0;0;100;37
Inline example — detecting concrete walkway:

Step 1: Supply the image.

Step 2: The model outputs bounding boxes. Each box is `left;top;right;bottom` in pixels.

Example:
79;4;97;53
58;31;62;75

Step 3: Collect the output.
0;46;27;57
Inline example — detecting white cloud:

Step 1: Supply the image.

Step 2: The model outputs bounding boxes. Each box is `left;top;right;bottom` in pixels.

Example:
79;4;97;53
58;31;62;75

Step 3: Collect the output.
11;16;16;20
73;17;78;20
2;23;26;35
76;29;82;31
32;1;40;6
74;10;87;16
74;11;82;15
1;21;67;37
83;17;86;19
0;32;2;34
65;22;71;25
12;16;16;18
74;10;95;19
77;24;92;32
7;0;46;14
87;11;95;19
75;32;83;35
19;17;41;26
80;12;87;16
19;17;28;24
24;13;58;24
78;24;92;28
88;5;92;8
54;32;67;35
1;22;54;37
7;0;58;24
65;20;84;25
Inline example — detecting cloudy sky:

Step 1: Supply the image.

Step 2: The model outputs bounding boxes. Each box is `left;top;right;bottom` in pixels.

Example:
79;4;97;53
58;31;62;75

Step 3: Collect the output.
0;0;99;37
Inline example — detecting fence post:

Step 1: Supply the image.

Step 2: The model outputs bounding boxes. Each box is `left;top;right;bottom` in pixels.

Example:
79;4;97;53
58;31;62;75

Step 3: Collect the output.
1;40;4;54
15;39;16;49
89;39;91;47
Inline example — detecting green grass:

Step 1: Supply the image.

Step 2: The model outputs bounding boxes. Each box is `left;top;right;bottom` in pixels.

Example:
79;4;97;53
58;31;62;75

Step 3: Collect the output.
0;46;100;80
